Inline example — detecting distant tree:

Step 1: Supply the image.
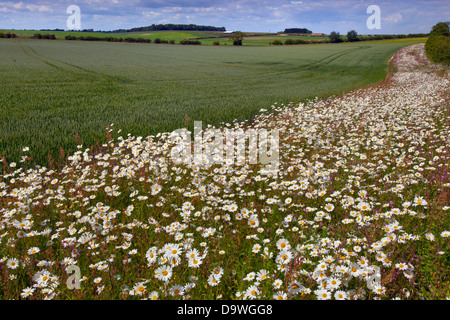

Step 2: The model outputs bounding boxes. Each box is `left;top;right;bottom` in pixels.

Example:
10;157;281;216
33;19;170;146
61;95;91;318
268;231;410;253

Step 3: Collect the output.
284;28;312;34
430;22;450;37
347;30;358;42
112;24;226;33
229;31;245;46
329;31;343;43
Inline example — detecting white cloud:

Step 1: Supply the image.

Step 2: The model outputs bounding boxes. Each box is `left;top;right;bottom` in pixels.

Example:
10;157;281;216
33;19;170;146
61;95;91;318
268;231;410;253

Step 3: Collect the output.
0;1;23;9
0;1;52;12
26;4;52;12
383;13;403;23
142;10;160;18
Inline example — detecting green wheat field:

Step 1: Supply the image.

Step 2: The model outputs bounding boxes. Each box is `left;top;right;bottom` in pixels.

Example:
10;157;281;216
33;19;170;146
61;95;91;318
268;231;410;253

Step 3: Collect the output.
0;38;424;167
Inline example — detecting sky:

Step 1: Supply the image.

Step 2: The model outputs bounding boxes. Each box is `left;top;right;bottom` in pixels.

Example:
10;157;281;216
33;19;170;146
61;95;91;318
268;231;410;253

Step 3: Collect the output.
0;0;449;34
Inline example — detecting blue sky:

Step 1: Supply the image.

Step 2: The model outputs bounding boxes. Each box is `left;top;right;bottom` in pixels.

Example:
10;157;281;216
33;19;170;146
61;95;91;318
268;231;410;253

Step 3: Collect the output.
0;0;448;34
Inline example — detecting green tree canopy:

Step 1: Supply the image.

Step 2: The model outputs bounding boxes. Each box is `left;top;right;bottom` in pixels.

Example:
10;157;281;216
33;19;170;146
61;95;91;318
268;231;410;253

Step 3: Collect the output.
347;30;358;42
430;22;450;37
229;31;246;46
329;31;343;43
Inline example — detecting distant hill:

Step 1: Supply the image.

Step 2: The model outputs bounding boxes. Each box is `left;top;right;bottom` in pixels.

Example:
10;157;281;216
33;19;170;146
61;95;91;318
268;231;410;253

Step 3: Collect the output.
110;24;226;33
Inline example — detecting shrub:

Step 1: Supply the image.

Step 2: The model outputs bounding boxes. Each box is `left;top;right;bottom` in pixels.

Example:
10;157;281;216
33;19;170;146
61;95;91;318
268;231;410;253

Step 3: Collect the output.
213;41;220;45
425;22;450;65
154;38;162;43
169;40;175;44
329;31;343;43
295;39;309;44
180;39;201;45
425;35;450;65
271;39;283;45
32;33;56;40
284;38;295;45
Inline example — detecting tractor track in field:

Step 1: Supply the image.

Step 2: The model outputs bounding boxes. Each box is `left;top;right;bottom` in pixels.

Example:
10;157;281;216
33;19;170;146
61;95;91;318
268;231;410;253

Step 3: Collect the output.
18;42;131;84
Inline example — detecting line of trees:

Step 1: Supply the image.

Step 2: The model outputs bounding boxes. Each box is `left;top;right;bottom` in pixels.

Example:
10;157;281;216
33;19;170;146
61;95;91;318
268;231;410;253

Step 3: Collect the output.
32;33;56;40
328;30;429;43
179;39;202;45
283;28;312;34
0;32;17;38
271;31;428;46
65;35;201;45
65;35;153;43
271;39;310;45
110;24;225;33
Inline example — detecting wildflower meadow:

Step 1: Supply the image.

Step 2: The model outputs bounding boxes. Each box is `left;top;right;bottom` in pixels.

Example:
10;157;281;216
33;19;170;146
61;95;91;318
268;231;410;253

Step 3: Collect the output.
0;43;449;300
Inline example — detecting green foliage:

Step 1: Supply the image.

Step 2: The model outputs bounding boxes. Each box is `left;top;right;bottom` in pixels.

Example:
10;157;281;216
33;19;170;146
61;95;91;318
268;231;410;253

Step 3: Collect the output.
229;31;245;46
0;32;16;38
425;35;450;65
271;39;283;45
179;39;202;45
112;23;226;33
347;30;358;42
430;22;450;37
329;31;343;43
426;22;450;65
283;38;309;45
213;41;220;45
284;39;295;45
284;28;312;34
32;33;56;40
